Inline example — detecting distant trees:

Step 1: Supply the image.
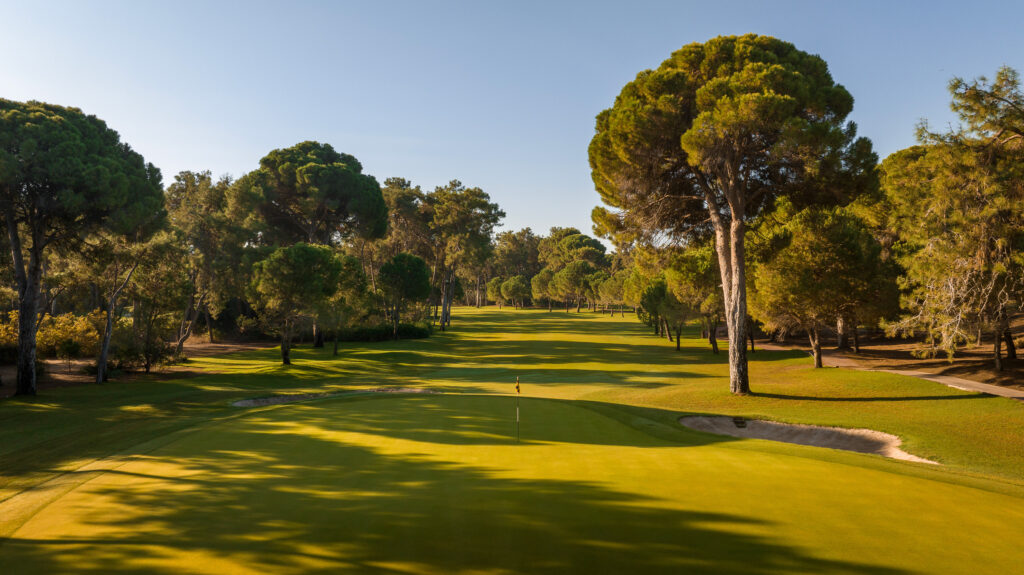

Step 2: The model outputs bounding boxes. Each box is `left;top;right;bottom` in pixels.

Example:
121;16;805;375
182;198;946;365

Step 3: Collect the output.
165;171;243;354
590;34;876;393
318;254;367;355
378;253;431;339
530;268;555;311
428;180;504;329
500;275;531;309
0;99;164;395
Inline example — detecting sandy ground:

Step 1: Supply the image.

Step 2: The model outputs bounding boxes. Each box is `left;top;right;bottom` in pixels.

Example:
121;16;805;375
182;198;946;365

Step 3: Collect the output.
759;314;1023;390
679;416;937;464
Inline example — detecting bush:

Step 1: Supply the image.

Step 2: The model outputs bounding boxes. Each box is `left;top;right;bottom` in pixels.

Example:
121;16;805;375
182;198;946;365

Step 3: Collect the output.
0;310;103;358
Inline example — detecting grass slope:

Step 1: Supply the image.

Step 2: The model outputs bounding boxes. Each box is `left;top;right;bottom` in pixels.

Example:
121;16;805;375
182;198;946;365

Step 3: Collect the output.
1;308;1023;574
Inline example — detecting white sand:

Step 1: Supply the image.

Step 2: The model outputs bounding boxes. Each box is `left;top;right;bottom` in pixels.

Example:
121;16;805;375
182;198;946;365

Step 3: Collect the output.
679;416;938;464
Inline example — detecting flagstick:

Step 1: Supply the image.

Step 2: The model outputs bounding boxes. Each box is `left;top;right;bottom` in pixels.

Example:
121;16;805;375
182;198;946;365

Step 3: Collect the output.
516;392;520;444
515;376;520;444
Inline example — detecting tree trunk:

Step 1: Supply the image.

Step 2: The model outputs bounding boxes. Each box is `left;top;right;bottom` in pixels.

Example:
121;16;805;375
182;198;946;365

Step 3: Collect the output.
576;298;582;313
1003;328;1017;360
281;328;291;365
664;319;673;342
548;299;552;312
312;321;324;348
836;316;851;350
993;331;1002;372
96;263;138;384
15;280;41;395
204;307;216;344
675;325;682;351
7;209;44;395
809;327;823;368
476;275;482;308
853;328;861;353
708;320;719;355
748;319;756;353
175;294;204;355
710;202;750;394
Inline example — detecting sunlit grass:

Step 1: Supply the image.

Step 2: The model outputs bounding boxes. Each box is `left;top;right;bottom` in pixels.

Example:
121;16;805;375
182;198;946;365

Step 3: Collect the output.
1;307;1023;573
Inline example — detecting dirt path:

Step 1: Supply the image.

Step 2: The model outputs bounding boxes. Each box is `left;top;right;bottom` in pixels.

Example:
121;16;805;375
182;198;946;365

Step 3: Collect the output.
761;342;1024;402
0;339;275;399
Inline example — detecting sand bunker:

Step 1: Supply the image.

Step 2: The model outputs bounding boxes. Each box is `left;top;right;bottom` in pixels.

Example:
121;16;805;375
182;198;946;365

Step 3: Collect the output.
232;387;436;407
679;416;938;464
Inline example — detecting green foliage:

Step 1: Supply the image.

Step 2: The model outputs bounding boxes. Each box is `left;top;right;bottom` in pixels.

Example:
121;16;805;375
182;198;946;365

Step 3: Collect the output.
597;269;628;309
750;207;893;365
500;275;531;308
165;171;247;316
493;228;542;278
232;141;387;244
589;34;874;244
378;253;431;307
487;277;506;305
551;261;594;310
0;99;164;241
590;34;876;391
881;68;1024;365
0;98;163;394
250;243;343;350
530;268;554;305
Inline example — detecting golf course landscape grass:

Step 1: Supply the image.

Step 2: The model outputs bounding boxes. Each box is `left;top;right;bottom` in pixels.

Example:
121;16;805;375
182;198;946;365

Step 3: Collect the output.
2;308;1024;574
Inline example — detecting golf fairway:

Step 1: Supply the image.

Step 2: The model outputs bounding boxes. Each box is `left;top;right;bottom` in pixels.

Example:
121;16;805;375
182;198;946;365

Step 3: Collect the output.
2;309;1024;574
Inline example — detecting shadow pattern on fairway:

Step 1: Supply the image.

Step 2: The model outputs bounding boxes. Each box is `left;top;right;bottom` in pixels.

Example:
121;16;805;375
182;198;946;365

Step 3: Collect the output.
0;395;910;575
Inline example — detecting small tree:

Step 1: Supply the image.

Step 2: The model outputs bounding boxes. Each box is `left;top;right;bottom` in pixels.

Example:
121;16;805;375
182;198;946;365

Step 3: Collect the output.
666;243;723;353
378;253;431;339
531;268;555;311
750;208;887;367
500;275;531;309
487;277;506;308
552;261;594;312
250;244;342;364
319;254;368;355
598;269;628;317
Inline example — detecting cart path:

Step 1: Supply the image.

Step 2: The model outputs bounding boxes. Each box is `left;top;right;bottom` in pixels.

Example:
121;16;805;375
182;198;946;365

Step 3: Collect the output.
760;343;1024;402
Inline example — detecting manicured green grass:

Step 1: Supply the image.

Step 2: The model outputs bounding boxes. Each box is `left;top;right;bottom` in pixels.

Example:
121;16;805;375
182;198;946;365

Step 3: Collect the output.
1;308;1023;573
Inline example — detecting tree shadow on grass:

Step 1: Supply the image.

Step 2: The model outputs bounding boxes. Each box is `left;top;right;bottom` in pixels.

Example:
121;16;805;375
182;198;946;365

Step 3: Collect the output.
0;395;909;575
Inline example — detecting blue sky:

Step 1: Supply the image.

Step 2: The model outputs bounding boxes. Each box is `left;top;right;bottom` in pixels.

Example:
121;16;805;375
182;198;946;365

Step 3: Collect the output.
2;1;1022;237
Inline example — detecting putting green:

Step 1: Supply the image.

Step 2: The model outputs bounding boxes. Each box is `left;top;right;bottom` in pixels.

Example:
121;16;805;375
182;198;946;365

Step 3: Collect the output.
2;308;1024;574
3;393;1024;574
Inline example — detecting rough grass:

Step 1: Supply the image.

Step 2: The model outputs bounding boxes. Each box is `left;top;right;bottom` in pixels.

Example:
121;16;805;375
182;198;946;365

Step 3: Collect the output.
1;308;1023;574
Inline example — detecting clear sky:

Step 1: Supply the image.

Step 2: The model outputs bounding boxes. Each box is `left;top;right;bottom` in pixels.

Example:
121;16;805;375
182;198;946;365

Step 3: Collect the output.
2;1;1022;237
